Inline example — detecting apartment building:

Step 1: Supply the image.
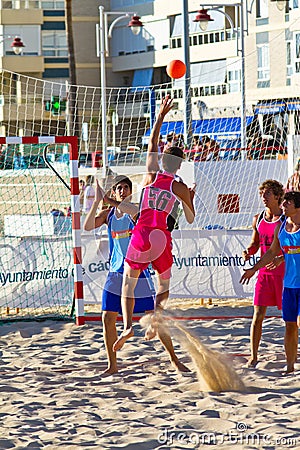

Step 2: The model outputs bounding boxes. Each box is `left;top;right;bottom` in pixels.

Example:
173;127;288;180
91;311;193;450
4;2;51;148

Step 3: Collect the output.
0;0;105;83
0;0;103;138
106;1;300;144
0;0;299;150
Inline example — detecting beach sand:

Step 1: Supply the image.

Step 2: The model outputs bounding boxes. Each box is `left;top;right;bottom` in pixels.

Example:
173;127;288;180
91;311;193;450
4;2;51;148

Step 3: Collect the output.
0;303;299;449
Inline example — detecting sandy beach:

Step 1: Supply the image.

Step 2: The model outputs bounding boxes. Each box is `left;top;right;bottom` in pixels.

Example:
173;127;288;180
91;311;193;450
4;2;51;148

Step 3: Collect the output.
0;303;299;449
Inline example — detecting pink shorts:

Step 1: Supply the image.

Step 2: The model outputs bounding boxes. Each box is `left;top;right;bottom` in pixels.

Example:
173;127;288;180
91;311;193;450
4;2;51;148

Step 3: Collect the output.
125;226;173;280
253;272;283;310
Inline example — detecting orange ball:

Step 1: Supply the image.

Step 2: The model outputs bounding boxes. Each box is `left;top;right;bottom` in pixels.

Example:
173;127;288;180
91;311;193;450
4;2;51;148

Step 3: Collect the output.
166;60;186;79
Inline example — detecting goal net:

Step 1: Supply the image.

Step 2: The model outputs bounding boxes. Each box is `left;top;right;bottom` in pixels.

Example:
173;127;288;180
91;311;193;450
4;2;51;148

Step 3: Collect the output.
0;63;298;318
0;134;82;322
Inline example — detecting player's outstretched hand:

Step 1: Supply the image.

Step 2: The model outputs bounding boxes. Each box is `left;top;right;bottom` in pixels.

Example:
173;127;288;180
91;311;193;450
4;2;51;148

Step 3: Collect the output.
239;268;256;285
158;95;173;119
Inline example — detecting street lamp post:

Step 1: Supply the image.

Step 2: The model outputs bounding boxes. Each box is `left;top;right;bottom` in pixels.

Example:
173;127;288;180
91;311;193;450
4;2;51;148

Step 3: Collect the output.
194;2;249;152
182;0;193;149
96;6;142;179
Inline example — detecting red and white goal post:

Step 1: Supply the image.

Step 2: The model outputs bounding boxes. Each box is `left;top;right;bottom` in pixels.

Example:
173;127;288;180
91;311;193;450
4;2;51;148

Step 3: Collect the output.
0;135;85;325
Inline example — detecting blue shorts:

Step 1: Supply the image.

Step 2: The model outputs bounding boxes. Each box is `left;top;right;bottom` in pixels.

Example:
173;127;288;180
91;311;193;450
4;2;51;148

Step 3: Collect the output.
282;287;300;322
102;271;155;314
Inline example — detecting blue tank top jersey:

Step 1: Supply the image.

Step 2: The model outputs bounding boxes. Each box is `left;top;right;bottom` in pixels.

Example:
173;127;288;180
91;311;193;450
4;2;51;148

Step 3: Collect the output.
107;208;134;273
278;219;300;288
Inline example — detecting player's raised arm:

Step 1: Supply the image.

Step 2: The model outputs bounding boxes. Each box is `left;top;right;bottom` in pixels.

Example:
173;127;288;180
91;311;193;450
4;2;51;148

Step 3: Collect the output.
146;96;173;174
83;179;109;231
102;194;139;219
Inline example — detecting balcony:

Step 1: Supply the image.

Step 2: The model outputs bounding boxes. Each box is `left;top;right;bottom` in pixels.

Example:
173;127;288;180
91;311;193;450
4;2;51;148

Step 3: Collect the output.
1;55;44;73
0;7;43;25
170;28;236;50
0;1;42;9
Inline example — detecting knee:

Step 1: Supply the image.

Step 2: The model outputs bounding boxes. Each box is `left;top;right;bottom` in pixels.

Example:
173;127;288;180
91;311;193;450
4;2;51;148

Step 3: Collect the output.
285;321;298;335
156;290;169;301
157;279;170;295
122;274;138;296
253;309;266;323
102;312;117;329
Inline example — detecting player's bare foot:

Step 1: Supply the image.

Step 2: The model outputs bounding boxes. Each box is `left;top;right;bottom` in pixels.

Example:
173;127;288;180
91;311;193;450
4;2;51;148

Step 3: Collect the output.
113;328;134;351
246;359;258;368
283;365;295;375
101;367;118;377
172;359;191;373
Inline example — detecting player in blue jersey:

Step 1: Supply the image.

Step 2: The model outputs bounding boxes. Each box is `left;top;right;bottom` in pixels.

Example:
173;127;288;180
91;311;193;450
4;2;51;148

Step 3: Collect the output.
84;175;190;375
240;191;300;374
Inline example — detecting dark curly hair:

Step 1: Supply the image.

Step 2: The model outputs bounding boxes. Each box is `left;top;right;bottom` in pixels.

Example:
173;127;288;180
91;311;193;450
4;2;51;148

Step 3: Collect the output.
259;179;284;203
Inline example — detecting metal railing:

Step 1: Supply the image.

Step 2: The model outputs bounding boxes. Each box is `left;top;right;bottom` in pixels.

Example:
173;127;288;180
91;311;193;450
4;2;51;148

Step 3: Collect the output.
170;29;236;50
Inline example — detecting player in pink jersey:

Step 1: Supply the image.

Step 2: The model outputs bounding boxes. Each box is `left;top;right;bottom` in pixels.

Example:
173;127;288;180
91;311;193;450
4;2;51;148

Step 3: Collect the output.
241;191;300;374
113;96;196;351
242;179;285;368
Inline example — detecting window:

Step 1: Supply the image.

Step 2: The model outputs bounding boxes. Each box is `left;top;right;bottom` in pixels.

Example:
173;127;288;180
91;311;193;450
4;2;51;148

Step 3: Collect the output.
42;31;67;57
287;41;293;85
256;0;269;25
285;29;293;84
256;0;268;18
1;1;39;7
4;25;40;55
294;32;300;74
227;58;241;93
257;44;270;86
189;60;227;87
40;1;64;8
256;32;269;87
228;70;240;93
289;0;299;10
111;0;151;7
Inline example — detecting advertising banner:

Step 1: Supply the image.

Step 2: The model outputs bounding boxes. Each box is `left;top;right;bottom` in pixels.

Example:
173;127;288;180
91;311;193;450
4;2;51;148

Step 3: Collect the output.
81;229;256;303
0;229;257;309
0;236;73;308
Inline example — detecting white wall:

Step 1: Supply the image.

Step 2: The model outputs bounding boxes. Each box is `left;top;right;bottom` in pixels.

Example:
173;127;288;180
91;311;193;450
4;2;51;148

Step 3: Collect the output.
188;159;288;229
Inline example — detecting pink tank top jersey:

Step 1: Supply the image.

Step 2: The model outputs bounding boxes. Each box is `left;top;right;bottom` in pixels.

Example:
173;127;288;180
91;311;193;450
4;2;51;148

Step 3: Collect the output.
137;171;177;230
257;212;285;277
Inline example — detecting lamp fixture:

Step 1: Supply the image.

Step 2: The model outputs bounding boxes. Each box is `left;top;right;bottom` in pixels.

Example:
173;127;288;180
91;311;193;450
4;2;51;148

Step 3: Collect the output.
275;0;286;11
11;36;25;55
270;0;288;11
128;15;143;35
193;9;214;32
